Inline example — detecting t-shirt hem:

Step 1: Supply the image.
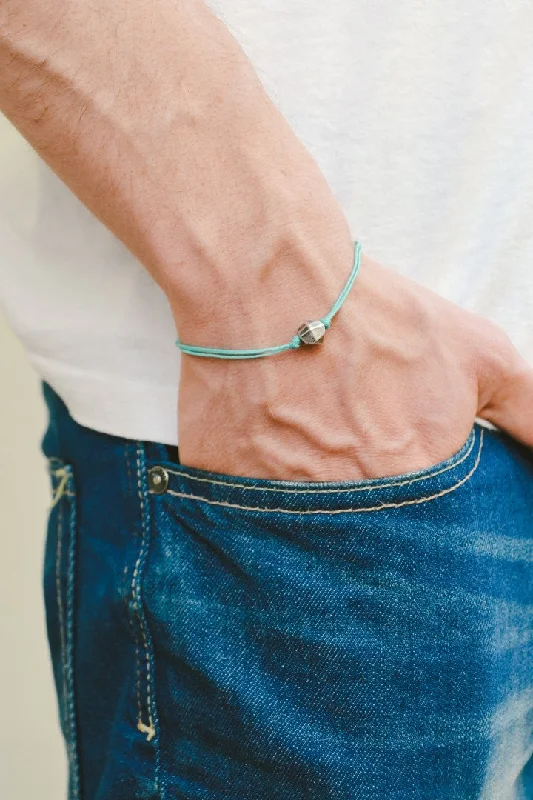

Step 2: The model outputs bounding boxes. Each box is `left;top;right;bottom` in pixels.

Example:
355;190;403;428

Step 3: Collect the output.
33;359;179;445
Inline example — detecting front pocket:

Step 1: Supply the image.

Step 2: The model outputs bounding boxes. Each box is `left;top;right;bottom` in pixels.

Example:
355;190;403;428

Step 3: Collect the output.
43;459;81;800
139;422;515;799
146;423;484;516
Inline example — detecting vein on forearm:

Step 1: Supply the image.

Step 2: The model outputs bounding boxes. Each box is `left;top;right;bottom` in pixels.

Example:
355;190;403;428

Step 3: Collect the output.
0;0;342;341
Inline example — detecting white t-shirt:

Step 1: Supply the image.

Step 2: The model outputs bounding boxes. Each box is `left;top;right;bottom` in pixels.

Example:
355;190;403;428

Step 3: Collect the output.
1;0;532;445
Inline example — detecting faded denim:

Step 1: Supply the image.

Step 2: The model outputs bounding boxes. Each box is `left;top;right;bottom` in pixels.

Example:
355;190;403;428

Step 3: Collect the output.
41;383;533;799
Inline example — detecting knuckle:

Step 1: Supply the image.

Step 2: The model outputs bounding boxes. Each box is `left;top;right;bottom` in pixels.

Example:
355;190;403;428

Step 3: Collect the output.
483;319;512;350
478;320;515;365
474;319;520;397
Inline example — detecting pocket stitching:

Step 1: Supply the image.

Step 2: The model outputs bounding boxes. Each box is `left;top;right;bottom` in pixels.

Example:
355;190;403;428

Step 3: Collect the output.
161;427;477;495
47;461;80;800
131;445;157;744
158;428;484;515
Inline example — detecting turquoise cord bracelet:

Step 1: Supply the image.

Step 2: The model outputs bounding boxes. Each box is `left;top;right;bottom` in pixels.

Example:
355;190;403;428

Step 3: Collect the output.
175;239;362;359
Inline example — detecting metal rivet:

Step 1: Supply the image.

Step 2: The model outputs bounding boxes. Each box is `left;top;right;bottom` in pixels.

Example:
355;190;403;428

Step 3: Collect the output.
148;466;169;494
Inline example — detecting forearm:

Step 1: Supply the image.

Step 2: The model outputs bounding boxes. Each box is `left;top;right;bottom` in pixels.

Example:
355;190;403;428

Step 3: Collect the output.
0;0;352;342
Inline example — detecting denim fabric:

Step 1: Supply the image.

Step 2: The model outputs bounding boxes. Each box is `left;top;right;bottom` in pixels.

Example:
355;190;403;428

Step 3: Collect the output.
41;383;533;800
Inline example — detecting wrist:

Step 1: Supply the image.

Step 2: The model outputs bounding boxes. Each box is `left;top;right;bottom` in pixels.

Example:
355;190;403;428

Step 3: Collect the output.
167;198;356;350
176;245;370;478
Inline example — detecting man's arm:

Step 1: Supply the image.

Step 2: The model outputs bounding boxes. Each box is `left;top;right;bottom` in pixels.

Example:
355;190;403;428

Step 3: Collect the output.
0;0;352;343
1;0;531;480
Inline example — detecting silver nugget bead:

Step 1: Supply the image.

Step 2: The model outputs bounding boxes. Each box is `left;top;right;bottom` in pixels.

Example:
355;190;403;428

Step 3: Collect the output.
297;319;326;345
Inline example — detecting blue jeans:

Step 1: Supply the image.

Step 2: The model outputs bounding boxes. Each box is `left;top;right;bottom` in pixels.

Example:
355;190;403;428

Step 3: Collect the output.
41;382;533;800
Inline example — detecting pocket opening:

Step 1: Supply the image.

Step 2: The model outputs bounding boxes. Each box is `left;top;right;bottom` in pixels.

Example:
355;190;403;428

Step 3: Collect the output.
146;424;485;515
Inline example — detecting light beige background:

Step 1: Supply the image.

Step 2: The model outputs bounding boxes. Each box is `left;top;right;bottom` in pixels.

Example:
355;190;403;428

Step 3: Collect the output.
0;310;66;798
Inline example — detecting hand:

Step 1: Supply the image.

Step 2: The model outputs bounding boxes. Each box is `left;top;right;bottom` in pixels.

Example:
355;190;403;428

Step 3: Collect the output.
177;240;533;482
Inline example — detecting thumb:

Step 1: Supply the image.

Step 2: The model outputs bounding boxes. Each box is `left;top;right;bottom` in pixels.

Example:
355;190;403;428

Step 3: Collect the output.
476;322;533;447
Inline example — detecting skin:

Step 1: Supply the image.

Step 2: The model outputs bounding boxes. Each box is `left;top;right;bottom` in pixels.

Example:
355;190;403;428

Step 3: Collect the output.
1;0;532;481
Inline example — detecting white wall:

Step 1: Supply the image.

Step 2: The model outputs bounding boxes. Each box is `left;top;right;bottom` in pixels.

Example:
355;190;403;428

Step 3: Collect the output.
0;311;66;799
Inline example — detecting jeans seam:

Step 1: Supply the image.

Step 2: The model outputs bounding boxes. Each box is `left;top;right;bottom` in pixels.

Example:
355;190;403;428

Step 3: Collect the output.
55;494;68;736
155;429;484;515
132;443;162;795
124;444;144;742
132;445;156;741
160;427;477;495
64;472;81;800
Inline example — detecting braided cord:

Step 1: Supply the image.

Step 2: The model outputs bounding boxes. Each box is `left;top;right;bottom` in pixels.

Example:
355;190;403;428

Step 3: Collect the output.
176;239;362;359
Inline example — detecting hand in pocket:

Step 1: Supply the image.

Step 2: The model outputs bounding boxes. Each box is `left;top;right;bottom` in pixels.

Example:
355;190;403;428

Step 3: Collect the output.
177;251;533;482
